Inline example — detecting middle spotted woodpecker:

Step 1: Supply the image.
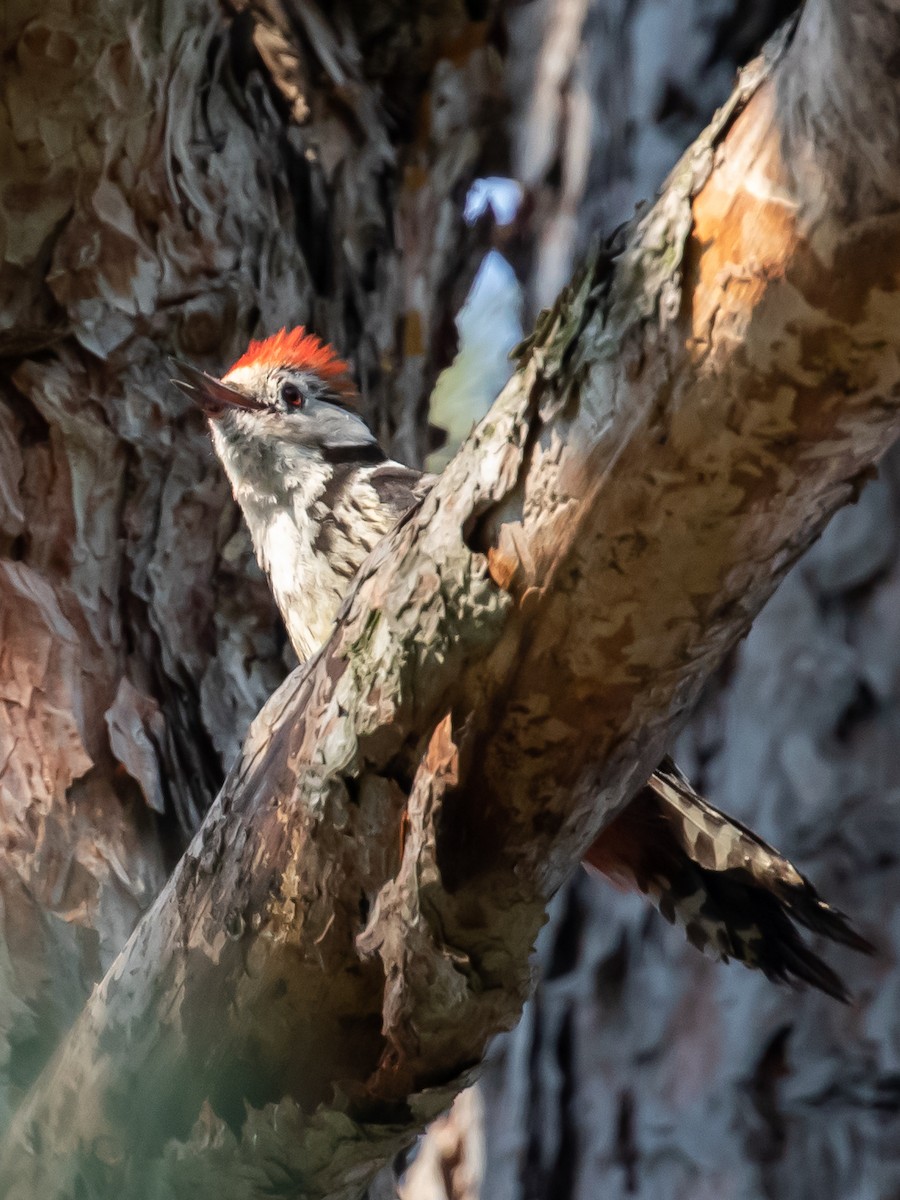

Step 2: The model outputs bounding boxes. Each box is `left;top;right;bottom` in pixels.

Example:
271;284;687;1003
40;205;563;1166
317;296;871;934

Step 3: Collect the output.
173;326;873;999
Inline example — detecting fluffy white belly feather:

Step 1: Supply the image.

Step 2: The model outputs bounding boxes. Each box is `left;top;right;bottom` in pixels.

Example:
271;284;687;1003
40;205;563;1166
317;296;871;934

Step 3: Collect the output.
254;507;345;661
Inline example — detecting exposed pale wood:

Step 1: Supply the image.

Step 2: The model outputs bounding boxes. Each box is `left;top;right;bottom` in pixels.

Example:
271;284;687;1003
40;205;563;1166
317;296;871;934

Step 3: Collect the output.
400;1090;484;1200
3;4;900;1196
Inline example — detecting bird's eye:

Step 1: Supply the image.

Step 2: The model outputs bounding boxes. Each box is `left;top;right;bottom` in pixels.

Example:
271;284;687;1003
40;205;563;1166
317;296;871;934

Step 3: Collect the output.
281;382;304;409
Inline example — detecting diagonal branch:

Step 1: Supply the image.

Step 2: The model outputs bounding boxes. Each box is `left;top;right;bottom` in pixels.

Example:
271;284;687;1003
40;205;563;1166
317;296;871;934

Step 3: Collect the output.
5;3;900;1197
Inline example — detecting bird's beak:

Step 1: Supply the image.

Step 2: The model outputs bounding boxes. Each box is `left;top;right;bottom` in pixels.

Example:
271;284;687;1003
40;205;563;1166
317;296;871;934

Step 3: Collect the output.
170;359;265;417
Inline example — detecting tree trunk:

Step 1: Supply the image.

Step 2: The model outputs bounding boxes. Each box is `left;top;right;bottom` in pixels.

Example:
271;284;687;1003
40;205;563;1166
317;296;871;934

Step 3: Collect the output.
3;3;900;1196
0;0;502;1139
441;4;900;1200
7;2;900;1199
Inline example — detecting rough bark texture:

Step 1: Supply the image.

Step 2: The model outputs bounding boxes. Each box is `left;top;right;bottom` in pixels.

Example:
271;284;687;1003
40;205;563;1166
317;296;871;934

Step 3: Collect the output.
0;0;503;1143
476;448;900;1200
456;4;900;1199
3;4;900;1196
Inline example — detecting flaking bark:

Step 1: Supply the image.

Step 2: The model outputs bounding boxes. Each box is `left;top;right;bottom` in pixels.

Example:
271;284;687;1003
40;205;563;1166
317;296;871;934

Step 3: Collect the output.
4;3;900;1196
0;0;504;1139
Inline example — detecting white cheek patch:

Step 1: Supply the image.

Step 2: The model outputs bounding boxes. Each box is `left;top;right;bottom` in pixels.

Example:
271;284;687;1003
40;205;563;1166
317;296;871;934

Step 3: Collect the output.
221;365;262;390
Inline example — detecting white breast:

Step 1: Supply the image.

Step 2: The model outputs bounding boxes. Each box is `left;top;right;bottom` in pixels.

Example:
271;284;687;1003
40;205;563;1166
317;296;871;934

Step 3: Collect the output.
253;503;353;661
210;424;404;661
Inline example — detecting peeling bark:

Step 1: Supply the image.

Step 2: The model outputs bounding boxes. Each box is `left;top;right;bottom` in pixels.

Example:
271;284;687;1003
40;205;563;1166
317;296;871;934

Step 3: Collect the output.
3;4;900;1196
0;0;505;1147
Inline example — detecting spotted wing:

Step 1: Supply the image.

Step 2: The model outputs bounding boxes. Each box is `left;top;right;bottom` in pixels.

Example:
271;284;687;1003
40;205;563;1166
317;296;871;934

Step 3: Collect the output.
585;756;873;1000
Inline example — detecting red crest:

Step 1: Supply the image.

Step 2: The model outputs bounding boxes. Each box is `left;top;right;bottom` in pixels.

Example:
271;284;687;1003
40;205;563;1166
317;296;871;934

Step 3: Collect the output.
227;327;356;398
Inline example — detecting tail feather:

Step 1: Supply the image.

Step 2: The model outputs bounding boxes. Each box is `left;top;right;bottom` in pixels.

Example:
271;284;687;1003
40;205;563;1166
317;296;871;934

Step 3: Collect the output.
584;756;873;1001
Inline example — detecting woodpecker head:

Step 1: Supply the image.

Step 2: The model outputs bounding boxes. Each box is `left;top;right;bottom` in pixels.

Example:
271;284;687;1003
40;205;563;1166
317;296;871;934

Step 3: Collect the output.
172;327;383;501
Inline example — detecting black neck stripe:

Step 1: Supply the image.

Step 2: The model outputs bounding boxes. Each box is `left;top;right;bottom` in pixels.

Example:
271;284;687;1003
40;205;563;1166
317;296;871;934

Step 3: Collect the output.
321;442;387;466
